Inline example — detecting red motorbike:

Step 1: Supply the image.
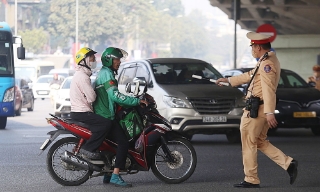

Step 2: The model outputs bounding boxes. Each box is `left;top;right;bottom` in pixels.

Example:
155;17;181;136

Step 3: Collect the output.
39;82;197;186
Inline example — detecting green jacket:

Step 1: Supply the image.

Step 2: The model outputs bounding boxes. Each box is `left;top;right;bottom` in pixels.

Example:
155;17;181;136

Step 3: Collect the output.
93;66;140;120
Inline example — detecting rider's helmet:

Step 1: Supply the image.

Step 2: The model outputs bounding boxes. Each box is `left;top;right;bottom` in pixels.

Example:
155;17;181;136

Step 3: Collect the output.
75;47;97;65
101;47;128;67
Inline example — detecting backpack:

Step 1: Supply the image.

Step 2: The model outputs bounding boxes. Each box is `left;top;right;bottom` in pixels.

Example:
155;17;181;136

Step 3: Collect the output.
118;108;143;141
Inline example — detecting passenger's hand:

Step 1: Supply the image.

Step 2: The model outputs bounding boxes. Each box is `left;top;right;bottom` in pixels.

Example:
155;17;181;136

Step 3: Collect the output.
266;114;278;128
216;78;228;86
140;99;148;107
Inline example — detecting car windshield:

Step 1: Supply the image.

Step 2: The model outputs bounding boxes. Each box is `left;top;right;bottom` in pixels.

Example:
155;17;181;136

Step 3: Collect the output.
151;62;223;85
37;76;53;83
61;78;72;89
279;71;309;88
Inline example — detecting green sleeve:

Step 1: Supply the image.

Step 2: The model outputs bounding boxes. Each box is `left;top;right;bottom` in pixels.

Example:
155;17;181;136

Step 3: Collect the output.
107;86;140;106
102;79;139;106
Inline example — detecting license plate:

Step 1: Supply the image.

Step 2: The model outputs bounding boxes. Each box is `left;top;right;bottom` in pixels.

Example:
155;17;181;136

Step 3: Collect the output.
203;116;227;122
40;138;50;150
38;91;48;95
293;112;316;118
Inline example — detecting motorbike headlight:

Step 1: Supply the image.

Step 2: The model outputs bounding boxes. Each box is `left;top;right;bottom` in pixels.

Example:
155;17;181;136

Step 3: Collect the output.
163;96;191;108
3;87;14;102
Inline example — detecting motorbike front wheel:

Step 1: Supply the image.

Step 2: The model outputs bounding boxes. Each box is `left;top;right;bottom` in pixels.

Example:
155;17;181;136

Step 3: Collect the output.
151;137;197;184
47;137;92;186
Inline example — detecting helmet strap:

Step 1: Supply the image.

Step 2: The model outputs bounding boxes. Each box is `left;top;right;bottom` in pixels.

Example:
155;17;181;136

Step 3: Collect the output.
79;59;91;70
109;65;118;75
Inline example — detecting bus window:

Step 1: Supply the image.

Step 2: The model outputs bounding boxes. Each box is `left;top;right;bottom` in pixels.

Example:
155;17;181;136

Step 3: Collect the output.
0;55;7;71
0;41;13;74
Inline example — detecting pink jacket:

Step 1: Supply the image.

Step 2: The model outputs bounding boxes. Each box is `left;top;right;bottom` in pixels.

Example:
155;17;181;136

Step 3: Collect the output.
70;65;96;112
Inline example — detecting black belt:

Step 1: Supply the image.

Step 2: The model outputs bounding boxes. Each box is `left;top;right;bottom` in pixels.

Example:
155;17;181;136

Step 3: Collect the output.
245;99;264;105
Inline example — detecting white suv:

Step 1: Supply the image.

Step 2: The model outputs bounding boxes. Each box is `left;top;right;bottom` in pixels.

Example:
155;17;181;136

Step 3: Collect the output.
117;58;245;143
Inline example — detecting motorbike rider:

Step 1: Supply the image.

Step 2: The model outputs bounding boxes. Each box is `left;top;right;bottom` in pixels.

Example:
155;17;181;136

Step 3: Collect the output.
70;47;110;160
93;47;148;187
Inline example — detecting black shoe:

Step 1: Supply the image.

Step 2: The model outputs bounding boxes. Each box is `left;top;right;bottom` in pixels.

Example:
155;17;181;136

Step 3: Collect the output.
79;148;101;159
233;181;260;188
287;159;298;185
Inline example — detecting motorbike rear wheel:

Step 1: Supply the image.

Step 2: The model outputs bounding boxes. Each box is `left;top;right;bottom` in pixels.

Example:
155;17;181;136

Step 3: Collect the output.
47;137;92;186
151;137;197;184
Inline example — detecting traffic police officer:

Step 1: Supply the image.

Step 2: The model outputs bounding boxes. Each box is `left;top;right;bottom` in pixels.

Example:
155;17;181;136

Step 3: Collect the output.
216;32;298;188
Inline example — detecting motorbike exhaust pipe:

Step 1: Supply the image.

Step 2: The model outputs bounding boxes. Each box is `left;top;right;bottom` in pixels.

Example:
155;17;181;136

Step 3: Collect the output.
61;151;102;172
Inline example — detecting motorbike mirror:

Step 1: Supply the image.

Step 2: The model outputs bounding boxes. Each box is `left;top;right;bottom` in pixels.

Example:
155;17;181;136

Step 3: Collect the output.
133;81;140;96
133;77;146;86
125;83;132;93
143;84;148;93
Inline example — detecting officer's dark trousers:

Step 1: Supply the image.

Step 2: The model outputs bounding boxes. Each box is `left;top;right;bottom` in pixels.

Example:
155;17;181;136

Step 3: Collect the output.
70;112;129;169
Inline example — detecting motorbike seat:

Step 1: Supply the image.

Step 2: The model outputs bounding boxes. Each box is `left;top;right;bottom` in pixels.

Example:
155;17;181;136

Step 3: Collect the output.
66;119;90;129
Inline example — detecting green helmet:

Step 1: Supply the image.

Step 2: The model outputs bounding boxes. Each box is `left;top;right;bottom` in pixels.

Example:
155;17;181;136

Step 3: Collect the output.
101;47;128;67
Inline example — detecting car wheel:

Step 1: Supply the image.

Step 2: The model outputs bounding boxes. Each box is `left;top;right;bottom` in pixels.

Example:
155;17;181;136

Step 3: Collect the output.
15;102;22;116
311;127;320;136
27;99;34;111
226;130;241;143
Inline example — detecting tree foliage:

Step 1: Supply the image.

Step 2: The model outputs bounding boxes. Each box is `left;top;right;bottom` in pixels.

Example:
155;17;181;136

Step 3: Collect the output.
152;0;184;17
48;0;124;45
18;27;48;54
23;0;237;65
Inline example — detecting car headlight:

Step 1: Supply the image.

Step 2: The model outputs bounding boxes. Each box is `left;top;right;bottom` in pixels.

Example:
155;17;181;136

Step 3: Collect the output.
228;97;246;116
163;96;191;108
235;97;246;108
3;87;14;102
228;108;243;116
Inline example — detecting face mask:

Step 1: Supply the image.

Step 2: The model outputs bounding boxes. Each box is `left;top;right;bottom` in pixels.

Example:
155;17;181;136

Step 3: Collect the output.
89;61;97;69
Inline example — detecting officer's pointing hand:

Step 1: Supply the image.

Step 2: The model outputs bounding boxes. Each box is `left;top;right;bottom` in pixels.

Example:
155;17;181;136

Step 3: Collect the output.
216;78;228;86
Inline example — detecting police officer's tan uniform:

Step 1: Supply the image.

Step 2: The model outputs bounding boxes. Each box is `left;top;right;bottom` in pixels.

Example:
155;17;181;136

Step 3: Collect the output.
229;32;293;184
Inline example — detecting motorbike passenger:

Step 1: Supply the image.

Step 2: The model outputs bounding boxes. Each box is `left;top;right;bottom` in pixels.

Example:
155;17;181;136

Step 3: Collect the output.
93;47;148;187
70;47;109;160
